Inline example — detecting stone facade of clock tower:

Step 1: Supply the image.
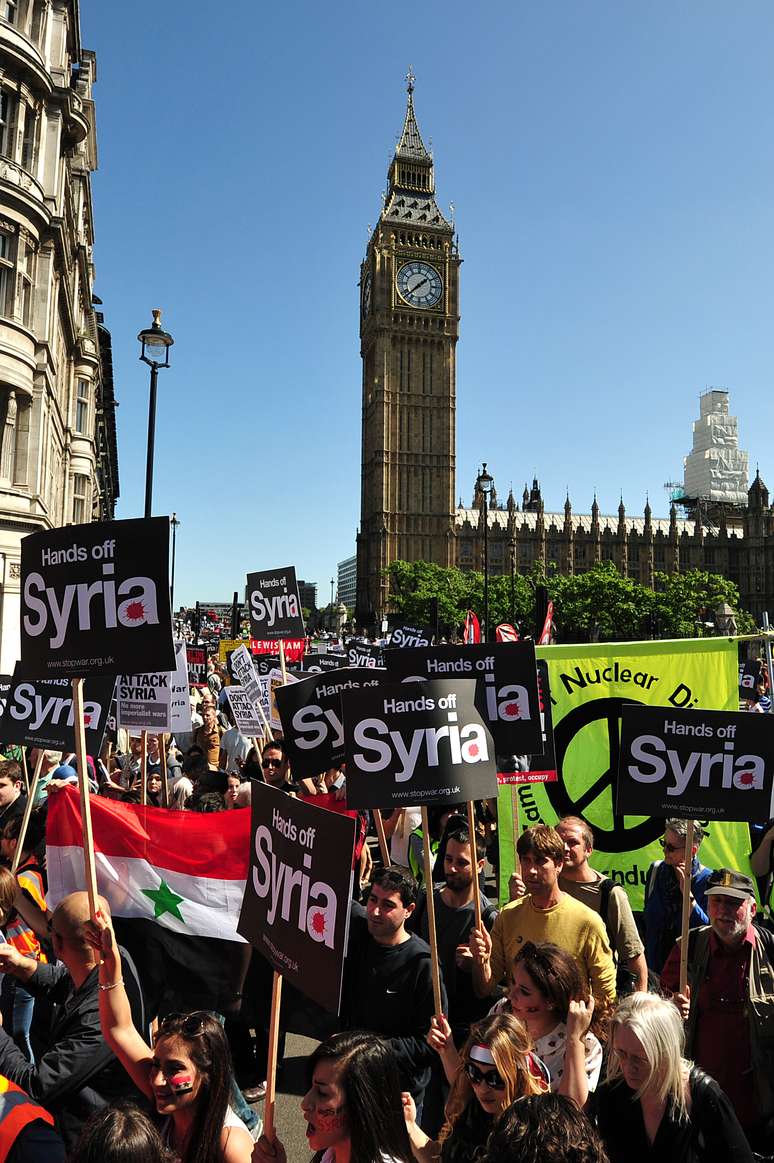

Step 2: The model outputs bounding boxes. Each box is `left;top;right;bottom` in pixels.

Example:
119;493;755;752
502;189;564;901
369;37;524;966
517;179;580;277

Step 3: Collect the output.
356;76;460;625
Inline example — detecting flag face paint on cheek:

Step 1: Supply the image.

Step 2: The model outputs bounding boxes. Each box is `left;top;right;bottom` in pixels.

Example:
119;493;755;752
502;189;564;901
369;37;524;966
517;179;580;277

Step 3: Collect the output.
169;1074;195;1094
314;1106;347;1132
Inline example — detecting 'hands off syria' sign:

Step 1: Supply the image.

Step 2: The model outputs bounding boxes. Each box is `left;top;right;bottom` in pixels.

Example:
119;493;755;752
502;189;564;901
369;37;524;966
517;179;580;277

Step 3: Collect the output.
617;704;774;823
238;783;355;1013
21;518;175;678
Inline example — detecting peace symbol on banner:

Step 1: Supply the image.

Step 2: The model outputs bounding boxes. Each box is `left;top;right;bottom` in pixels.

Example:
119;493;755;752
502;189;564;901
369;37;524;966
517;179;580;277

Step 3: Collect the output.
545;696;665;853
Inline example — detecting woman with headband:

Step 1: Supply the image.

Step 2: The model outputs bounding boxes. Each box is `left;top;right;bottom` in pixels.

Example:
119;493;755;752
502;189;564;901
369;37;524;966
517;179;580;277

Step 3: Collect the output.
405;1012;546;1162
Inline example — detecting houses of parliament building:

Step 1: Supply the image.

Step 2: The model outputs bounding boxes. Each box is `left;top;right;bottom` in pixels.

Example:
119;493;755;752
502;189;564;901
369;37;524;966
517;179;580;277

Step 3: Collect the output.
355;76;773;628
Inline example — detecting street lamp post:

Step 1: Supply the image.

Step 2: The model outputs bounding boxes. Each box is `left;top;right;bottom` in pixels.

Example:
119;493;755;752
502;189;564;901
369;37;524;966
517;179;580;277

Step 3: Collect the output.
170;512;180;611
477;463;494;641
138;309;174;519
509;535;516;626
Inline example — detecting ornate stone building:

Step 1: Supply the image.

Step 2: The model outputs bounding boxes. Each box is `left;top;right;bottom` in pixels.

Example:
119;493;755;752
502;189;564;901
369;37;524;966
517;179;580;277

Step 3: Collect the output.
357;81;772;628
0;1;118;670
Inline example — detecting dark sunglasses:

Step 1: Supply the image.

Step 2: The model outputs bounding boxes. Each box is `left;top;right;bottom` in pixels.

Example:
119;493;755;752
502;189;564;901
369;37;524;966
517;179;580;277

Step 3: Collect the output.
659;840;683;854
158;1010;209;1038
262;758;282;769
464;1061;505;1090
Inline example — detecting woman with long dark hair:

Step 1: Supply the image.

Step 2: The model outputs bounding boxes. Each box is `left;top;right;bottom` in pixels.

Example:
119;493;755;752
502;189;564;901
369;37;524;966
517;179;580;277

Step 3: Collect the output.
84;913;253;1163
253;1030;413;1163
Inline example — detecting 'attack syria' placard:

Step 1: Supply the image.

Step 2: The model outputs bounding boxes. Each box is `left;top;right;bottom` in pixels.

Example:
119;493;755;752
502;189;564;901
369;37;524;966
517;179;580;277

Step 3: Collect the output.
617;704;774;823
21;517;174;678
342;678;498;809
385;642;543;757
238;782;355;1013
246;567;305;641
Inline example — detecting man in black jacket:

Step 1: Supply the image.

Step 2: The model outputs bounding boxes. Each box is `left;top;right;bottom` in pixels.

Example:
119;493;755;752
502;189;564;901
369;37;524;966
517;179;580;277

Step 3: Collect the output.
0;891;144;1152
341;868;446;1112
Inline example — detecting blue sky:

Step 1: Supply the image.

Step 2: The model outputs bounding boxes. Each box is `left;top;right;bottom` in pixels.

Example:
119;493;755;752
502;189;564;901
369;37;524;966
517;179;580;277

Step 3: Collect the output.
81;2;774;609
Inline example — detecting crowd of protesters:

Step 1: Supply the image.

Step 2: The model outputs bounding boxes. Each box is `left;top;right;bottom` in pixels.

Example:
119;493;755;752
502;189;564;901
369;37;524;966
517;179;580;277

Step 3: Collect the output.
0;646;768;1163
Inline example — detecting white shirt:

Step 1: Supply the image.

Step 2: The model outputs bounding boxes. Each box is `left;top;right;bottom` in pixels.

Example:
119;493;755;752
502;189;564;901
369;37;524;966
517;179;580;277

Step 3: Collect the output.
390;806;421;867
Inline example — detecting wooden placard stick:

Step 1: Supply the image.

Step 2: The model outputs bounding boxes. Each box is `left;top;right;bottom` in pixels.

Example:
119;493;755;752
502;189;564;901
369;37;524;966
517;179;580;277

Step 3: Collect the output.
279;639;288;685
678;819;695;995
160;733;169;807
421;805;444;1017
140;731;148;806
11;750;45;875
71;678;99;918
19;750;30;795
263;970;283;1144
255;697;274;743
374;809;391;867
466;800;483;931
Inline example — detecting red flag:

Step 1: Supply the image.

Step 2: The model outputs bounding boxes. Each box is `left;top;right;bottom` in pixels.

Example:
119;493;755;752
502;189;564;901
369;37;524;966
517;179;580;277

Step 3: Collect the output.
463;610;481;644
538;600;554;645
495;623;519;642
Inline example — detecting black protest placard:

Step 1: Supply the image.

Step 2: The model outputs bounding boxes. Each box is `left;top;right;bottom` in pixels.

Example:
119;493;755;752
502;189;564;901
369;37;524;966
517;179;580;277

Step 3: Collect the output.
497;660;558;785
617;704;774;823
226;686;263;736
342;678;498;810
238;782;355;1013
302;653;346;674
385;642;543;758
739;660;762;702
388;624;435;649
246;567;305;641
345;639;383;668
187;645;208;687
276;667;385;778
0;674;11;717
20;517;174;678
253;654;281;677
0;664;116;753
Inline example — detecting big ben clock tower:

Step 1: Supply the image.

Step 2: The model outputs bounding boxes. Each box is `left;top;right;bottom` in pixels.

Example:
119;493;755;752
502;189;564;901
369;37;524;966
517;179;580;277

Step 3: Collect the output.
356;71;460;626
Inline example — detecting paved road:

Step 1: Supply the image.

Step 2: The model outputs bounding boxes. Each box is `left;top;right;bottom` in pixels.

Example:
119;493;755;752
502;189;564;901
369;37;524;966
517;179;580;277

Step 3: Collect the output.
250;1031;318;1161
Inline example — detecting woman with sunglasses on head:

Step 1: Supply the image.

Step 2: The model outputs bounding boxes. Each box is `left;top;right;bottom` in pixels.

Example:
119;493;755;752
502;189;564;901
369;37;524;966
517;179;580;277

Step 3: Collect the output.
591;992;752;1163
428;941;602;1109
84;912;254;1163
252;1029;413;1163
404;1012;546;1162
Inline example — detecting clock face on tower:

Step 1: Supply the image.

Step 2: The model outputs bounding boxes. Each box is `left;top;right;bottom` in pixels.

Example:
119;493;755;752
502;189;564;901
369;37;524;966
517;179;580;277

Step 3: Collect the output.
396;261;443;309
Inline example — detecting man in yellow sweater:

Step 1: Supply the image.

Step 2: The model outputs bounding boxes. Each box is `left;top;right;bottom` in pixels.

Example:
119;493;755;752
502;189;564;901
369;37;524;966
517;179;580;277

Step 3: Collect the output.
470;824;616;1007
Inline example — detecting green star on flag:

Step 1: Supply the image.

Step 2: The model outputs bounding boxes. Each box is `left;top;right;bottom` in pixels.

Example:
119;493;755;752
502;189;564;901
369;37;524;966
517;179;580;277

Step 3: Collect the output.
142;878;186;922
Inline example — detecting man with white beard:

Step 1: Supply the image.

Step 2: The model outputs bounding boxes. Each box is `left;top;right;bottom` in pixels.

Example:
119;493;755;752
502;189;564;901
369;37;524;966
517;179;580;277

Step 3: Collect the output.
661;868;774;1155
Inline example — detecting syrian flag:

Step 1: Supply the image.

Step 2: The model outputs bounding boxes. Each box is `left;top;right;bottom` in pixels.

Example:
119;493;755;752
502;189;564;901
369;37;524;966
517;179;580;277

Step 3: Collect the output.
538;600;555;645
464;610;481;644
495;623;519;642
47;788;249;940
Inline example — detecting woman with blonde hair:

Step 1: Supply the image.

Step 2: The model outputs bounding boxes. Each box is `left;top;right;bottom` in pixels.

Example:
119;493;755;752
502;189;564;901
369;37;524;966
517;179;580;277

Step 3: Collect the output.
404;1012;546;1162
592;992;752;1162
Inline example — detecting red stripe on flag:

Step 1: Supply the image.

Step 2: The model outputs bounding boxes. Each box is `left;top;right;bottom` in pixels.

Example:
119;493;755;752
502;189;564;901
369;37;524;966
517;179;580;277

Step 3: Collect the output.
47;787;249;880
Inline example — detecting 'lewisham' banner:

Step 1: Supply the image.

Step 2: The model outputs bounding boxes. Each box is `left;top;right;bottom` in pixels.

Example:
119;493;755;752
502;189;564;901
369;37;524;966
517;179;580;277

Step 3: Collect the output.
497;638;747;908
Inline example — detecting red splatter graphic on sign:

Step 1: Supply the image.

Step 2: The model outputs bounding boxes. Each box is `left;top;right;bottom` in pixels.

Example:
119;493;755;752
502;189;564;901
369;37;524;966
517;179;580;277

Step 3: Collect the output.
124;601;146;622
83;715;92;726
503;702;522;718
310;911;326;935
468;743;479;757
738;772;755;786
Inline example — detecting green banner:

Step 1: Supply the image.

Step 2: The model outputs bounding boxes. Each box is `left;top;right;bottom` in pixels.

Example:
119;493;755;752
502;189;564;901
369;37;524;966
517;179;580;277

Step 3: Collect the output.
498;638;750;908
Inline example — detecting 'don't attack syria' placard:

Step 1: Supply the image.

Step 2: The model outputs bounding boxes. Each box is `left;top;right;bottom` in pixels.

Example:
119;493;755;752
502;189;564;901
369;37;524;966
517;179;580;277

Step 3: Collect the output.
238;782;356;1013
20;517;175;678
385;641;543;757
342;678;498;810
275;666;385;778
617;704;774;824
246;567;305;641
0;664;116;753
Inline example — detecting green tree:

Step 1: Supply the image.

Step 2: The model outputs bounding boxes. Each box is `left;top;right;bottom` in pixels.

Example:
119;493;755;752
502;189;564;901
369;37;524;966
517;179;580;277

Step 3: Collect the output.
652;570;756;638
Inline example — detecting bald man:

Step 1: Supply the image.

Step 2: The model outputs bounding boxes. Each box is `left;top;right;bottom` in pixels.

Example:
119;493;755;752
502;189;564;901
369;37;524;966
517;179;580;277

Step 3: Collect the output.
0;892;144;1152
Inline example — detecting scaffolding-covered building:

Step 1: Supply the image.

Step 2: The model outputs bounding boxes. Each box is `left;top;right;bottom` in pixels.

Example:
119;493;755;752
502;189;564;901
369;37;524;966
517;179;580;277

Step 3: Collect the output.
682;389;749;508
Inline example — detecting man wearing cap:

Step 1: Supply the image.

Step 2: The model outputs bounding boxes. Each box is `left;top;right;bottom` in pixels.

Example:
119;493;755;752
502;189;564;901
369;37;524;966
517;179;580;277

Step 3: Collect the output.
661;867;774;1153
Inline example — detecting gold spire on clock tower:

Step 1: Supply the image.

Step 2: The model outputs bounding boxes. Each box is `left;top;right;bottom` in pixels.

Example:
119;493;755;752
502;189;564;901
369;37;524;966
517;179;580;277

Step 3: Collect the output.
356;72;460;627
